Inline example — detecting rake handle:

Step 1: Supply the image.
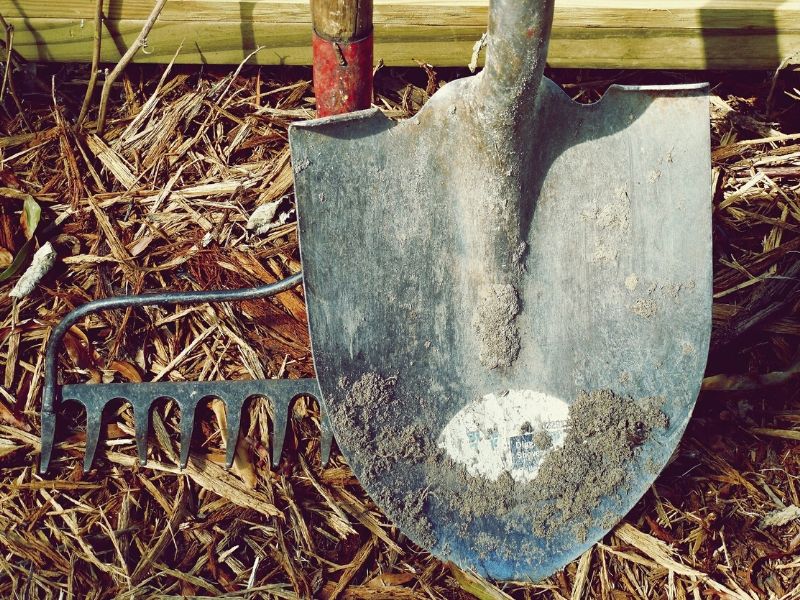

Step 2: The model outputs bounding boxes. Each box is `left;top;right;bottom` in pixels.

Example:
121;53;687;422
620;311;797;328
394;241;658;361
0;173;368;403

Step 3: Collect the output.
311;0;373;117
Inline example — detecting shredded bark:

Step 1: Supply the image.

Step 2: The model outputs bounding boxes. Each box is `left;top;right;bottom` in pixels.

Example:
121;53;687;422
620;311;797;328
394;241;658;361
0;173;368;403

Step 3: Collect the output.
0;58;797;599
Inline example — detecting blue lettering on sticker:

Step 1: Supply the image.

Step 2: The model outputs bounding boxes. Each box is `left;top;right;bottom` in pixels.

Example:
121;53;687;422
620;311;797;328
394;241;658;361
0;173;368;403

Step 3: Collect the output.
509;433;543;471
465;429;503;452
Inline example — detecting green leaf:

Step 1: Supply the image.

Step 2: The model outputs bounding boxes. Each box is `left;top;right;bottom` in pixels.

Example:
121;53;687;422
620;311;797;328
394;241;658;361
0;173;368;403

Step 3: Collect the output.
0;210;61;284
22;195;41;240
0;237;35;282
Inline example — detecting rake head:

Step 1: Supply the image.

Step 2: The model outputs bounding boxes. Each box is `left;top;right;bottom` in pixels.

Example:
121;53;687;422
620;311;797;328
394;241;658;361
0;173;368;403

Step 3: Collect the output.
43;379;330;473
39;273;331;473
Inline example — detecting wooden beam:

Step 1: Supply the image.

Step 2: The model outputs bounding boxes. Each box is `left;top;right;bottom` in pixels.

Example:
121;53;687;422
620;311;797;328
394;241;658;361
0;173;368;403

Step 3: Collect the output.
1;1;799;69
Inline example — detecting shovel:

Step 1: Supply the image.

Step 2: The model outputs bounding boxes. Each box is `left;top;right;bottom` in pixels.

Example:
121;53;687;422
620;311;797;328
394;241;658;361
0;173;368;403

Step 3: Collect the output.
290;0;711;581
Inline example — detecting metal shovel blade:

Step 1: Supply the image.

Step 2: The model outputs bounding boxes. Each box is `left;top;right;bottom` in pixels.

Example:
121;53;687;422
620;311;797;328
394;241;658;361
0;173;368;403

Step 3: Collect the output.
290;0;710;581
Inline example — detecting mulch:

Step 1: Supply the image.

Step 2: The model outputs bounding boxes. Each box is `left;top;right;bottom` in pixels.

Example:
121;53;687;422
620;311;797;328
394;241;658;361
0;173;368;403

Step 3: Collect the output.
0;52;798;599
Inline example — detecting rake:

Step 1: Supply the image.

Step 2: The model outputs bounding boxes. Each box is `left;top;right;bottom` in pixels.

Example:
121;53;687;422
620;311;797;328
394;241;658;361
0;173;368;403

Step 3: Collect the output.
39;272;332;473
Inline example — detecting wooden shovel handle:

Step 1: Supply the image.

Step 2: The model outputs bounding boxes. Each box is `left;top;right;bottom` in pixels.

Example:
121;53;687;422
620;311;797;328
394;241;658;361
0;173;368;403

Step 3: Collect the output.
310;0;374;117
311;0;372;41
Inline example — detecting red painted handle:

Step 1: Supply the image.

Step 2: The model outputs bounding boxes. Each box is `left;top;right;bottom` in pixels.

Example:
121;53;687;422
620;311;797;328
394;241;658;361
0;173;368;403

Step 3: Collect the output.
312;32;374;117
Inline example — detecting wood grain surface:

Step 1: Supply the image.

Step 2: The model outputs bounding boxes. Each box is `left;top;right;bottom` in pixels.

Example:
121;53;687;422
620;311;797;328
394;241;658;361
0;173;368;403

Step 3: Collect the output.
1;0;798;68
311;0;372;40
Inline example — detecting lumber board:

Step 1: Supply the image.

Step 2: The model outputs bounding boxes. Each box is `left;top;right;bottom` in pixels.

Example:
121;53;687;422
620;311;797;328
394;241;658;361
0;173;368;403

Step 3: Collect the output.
2;1;800;69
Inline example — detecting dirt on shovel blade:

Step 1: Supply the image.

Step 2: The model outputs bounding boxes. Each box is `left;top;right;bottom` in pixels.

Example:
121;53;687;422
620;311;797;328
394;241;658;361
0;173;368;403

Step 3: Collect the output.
334;374;669;565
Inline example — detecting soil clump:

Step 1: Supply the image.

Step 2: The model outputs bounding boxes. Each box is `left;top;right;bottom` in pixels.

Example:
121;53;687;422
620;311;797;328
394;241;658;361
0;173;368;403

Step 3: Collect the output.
473;283;521;369
332;374;669;564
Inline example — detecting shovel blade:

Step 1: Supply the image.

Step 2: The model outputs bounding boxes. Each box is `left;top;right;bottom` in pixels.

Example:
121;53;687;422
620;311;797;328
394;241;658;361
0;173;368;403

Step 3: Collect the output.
290;77;710;580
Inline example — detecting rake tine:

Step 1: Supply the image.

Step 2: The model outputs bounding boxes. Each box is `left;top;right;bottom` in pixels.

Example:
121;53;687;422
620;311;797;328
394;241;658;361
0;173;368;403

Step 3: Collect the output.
132;401;151;466
178;397;199;469
224;396;244;469
271;396;290;468
39;411;56;473
83;408;103;472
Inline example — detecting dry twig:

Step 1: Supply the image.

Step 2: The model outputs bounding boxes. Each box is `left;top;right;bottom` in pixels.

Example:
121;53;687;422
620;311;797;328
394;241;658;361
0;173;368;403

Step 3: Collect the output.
0;13;29;130
96;0;168;134
76;0;104;127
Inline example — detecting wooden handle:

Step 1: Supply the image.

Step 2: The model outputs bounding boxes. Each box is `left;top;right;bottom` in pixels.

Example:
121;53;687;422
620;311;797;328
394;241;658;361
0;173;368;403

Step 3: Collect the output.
311;0;372;41
311;0;373;116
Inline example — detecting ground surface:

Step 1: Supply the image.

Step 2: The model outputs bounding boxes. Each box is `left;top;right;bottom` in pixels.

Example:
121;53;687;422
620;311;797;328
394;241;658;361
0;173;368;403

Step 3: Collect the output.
0;59;798;599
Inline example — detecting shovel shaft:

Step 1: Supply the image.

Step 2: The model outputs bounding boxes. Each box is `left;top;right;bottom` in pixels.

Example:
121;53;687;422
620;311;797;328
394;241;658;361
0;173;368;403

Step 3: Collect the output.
479;0;554;117
312;32;373;117
311;0;373;117
468;0;555;280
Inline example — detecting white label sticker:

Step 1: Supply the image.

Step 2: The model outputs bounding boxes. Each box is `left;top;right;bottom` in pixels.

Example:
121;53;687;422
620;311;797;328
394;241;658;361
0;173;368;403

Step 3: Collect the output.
438;389;569;483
